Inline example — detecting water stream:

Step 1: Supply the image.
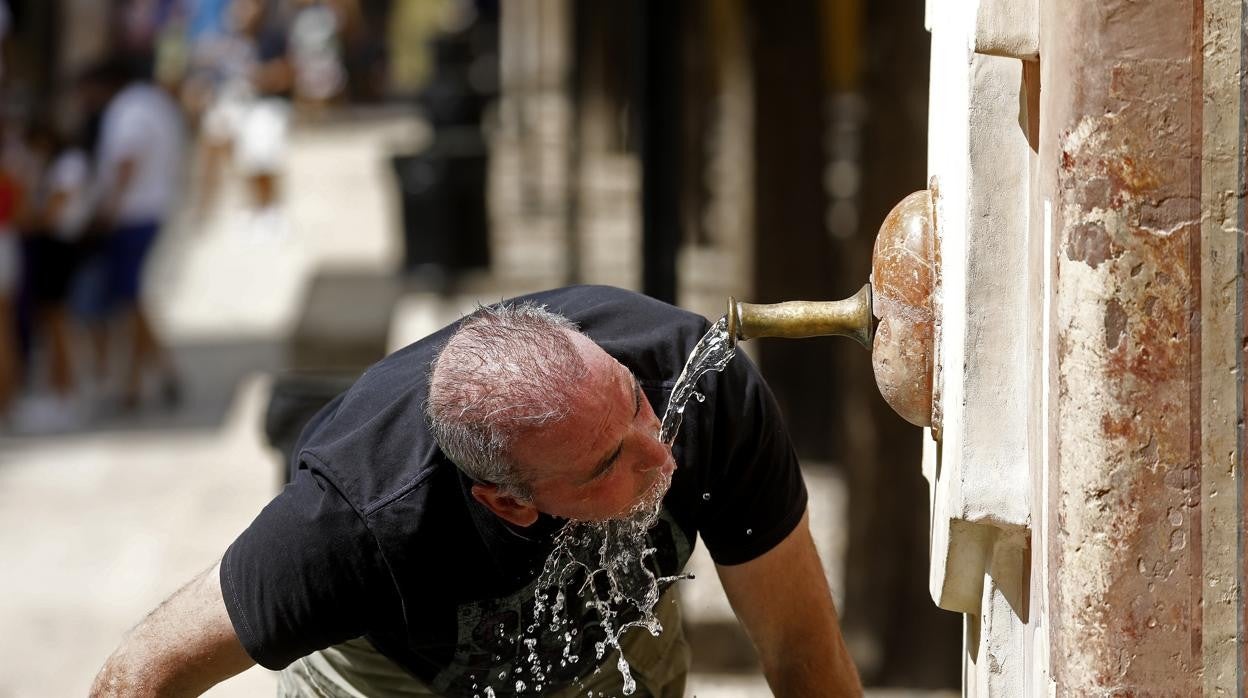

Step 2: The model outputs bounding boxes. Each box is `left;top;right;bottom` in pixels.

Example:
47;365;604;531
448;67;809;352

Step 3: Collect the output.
659;316;737;445
484;318;737;697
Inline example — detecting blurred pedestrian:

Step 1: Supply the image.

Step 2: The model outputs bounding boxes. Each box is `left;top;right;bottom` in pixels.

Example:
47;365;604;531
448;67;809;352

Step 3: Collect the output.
80;57;186;411
289;0;345;111
0;1;9;84
0;127;21;419
194;0;292;237
11;122;94;430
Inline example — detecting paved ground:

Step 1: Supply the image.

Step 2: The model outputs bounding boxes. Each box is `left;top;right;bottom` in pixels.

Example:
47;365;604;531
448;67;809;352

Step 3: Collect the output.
0;112;953;697
0;375;283;697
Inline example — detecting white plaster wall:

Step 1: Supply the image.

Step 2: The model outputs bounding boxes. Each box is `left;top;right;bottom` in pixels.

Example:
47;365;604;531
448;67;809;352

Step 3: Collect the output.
925;0;1037;694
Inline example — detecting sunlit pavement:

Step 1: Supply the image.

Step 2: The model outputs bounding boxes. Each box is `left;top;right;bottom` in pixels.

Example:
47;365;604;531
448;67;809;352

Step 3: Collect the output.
0;114;952;697
0;376;282;697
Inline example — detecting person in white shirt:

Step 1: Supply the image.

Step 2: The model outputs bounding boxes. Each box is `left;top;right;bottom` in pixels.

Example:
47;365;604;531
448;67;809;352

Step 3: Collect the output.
195;0;292;237
80;59;186;410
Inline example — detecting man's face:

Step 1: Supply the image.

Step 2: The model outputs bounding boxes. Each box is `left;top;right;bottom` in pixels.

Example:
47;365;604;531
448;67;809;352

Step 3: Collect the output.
508;331;676;522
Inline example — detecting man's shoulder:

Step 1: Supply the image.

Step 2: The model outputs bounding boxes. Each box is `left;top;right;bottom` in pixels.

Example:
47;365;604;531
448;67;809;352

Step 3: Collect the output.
532;286;714;386
522;285;709;337
294;347;445;512
517;284;695;315
107;83;180;125
391;285;710;372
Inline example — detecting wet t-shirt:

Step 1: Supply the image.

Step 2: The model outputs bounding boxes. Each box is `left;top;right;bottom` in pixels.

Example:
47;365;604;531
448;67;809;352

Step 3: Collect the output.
221;285;807;695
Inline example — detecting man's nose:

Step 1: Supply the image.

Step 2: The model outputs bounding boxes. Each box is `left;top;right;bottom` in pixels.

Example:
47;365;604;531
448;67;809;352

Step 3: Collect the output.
635;431;670;472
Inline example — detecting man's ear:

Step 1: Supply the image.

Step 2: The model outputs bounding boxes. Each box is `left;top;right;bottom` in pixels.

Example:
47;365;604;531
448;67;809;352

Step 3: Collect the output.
471;482;540;527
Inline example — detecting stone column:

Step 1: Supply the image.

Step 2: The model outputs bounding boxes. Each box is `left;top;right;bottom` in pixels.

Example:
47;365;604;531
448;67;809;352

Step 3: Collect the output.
1039;0;1246;691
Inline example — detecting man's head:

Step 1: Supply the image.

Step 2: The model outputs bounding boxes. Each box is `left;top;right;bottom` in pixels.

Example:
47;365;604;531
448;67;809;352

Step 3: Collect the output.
75;56;135;113
426;302;676;527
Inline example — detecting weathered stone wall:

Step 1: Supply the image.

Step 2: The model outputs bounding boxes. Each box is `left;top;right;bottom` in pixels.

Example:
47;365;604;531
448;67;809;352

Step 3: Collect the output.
1040;0;1229;691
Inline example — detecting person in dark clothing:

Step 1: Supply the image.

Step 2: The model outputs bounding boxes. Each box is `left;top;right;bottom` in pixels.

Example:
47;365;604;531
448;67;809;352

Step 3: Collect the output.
0;134;20;419
15;122;92;426
90;286;862;697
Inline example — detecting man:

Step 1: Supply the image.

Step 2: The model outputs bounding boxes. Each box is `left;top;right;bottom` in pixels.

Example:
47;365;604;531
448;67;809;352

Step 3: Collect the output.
80;58;185;409
91;285;861;696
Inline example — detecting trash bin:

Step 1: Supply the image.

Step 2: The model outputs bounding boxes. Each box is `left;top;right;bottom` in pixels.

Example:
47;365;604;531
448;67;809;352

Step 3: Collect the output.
390;131;490;276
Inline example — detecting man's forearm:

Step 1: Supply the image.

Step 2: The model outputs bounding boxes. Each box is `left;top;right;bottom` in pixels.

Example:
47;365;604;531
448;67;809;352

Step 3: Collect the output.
90;562;255;697
716;511;864;697
92;643;176;697
761;619;862;697
92;626;229;697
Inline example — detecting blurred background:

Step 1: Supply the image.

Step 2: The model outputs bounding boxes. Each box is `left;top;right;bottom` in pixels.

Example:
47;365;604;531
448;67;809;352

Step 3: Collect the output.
0;0;958;695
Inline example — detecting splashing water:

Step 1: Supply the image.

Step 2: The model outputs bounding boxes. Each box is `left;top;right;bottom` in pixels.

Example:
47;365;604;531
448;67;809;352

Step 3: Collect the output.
491;317;737;696
516;475;679;694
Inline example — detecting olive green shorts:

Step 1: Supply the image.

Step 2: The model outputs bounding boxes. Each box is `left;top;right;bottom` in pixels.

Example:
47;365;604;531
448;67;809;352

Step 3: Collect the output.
277;588;690;698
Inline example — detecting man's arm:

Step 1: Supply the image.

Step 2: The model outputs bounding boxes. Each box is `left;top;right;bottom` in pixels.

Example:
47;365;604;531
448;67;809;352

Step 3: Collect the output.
716;508;862;697
91;560;255;697
95;157;136;232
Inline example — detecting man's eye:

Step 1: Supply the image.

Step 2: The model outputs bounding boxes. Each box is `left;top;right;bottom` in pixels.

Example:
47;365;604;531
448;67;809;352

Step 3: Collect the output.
588;463;613;485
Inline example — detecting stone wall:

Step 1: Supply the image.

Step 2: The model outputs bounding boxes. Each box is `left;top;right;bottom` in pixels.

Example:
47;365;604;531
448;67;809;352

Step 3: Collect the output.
1036;0;1245;692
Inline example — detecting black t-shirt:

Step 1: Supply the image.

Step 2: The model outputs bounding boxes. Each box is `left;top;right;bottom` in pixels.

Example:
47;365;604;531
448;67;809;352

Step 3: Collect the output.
221;285;807;695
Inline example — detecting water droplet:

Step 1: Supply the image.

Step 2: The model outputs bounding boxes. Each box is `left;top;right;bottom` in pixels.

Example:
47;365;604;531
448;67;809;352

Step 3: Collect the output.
619;652;637;695
746;528;753;535
515;680;526;692
498;671;506;680
702;492;711;501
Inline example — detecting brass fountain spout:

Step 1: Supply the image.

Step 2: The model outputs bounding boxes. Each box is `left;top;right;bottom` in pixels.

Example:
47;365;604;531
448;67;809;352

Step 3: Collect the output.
727;284;874;350
725;188;938;428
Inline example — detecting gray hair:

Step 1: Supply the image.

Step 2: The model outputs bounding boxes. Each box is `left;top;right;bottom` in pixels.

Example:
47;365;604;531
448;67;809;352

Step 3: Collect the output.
425;301;589;499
